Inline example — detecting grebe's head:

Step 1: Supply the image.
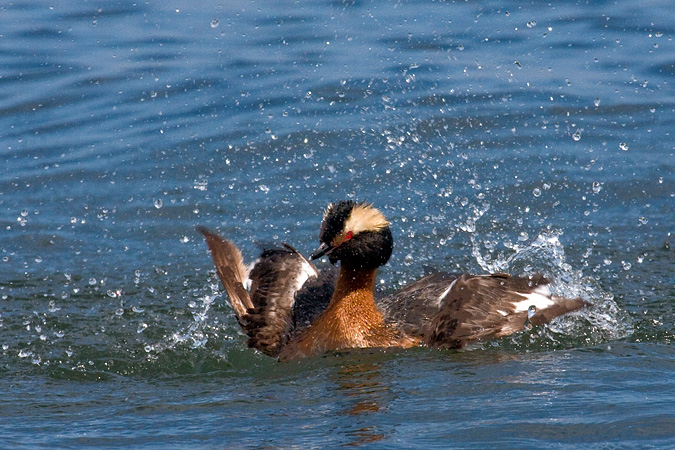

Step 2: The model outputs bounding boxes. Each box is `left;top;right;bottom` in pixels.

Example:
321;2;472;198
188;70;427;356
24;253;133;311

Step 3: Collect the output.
310;201;393;269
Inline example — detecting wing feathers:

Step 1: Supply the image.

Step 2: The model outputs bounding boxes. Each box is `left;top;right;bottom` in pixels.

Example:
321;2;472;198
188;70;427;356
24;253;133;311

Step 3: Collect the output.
198;227;322;357
423;273;588;348
197;226;254;323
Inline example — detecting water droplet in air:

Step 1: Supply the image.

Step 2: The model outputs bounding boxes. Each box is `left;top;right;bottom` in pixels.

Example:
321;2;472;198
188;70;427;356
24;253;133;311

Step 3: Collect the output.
21;210;28;217
153;199;163;209
210;19;219;28
638;216;648;225
619;142;629;151
532;188;541;197
193;179;208;191
572;131;581;141
592;181;602;194
594;98;601;107
528;305;537;319
621;261;631;271
527;20;537;28
137;323;148;333
88;277;97;285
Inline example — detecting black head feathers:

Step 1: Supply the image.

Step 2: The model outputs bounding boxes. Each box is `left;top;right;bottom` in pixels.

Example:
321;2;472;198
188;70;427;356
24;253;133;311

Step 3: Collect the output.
311;201;393;270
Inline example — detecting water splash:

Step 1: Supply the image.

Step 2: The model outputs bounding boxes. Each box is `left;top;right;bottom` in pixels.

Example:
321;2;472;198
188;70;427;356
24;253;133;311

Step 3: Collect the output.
144;292;218;357
470;228;633;350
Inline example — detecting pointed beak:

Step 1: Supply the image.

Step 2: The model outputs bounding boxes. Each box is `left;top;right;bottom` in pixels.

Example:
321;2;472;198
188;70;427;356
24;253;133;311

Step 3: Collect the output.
310;242;333;260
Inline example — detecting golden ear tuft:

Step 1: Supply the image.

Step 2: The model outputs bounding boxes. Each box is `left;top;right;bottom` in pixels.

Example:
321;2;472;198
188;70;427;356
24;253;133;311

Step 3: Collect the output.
344;202;389;235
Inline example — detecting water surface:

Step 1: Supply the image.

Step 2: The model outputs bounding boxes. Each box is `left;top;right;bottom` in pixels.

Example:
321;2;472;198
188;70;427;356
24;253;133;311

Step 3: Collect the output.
1;1;673;448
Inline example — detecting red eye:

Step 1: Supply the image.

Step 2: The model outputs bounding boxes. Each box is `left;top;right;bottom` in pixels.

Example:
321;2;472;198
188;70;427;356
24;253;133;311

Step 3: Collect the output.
345;231;354;240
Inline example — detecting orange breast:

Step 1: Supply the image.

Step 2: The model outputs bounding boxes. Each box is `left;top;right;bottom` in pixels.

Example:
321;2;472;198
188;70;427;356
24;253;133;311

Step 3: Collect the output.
278;268;418;361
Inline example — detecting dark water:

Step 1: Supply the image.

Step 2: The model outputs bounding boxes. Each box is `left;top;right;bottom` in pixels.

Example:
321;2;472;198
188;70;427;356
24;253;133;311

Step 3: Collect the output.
1;0;673;448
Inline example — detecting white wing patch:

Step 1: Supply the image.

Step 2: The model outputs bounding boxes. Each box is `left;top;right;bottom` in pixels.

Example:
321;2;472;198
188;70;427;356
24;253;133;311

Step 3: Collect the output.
436;279;457;308
512;285;554;312
294;259;318;294
244;259;258;291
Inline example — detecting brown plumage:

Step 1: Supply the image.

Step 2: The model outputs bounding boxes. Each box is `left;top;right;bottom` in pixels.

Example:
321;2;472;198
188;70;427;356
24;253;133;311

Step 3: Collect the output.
198;201;590;360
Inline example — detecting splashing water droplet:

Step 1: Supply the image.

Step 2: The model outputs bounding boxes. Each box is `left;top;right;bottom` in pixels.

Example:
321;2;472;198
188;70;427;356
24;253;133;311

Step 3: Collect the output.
528;305;537;319
572;131;581;141
210;19;219;28
619;142;629;151
153;199;163;209
592;181;602;194
532;188;541;197
193;179;208;191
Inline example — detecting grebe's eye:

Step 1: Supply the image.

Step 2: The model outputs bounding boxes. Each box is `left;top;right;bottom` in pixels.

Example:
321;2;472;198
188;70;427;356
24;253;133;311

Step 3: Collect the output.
345;231;354;240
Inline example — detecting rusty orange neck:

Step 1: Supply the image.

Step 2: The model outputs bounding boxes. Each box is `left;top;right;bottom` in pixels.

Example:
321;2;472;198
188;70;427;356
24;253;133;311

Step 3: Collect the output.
278;263;418;361
330;265;379;310
319;264;385;334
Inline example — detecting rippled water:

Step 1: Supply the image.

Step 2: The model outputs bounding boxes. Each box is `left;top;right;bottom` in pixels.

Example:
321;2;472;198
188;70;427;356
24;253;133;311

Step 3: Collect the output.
1;1;673;448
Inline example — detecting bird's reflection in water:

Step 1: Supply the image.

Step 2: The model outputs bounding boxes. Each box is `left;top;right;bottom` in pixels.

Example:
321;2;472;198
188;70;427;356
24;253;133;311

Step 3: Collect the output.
330;354;394;446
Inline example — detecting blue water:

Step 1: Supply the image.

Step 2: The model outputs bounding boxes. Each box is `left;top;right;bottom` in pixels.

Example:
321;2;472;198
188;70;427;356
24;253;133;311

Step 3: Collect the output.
1;0;673;448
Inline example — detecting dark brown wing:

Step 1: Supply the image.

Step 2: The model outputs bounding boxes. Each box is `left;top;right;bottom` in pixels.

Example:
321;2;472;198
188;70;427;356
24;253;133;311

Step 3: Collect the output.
424;273;589;349
198;227;320;357
378;272;462;338
244;244;319;356
291;265;337;331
